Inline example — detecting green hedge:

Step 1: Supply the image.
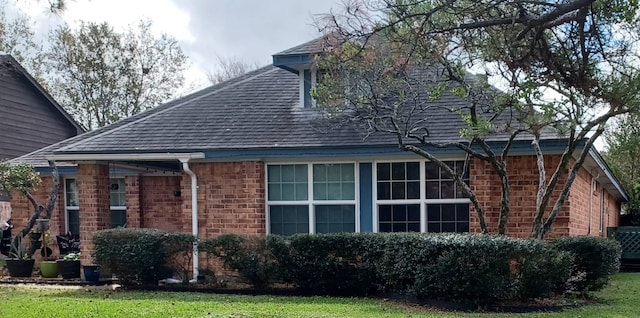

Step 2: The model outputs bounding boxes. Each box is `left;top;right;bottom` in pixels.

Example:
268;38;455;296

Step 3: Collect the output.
199;234;283;289
374;233;572;305
275;233;381;295
92;228;195;285
552;236;622;292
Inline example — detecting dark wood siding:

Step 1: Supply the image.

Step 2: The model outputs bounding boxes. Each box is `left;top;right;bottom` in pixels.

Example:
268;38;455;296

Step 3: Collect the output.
0;70;78;160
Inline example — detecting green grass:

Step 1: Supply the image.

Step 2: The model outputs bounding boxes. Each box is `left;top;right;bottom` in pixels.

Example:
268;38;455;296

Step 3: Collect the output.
1;273;639;317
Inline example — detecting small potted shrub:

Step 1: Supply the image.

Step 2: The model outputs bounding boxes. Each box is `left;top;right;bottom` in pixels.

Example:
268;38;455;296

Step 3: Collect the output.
6;234;35;277
57;252;81;279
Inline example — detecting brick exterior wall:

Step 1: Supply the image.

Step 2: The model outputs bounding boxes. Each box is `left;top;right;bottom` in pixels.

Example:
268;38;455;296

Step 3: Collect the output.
9;176;66;240
6;157;621;270
180;162;265;239
568;167;620;236
471;155;619;238
77;164;111;264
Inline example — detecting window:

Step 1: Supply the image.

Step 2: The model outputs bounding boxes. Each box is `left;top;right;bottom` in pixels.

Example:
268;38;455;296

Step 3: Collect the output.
64;178;128;233
267;163;357;235
375;160;470;233
110;178;127;228
65;179;79;235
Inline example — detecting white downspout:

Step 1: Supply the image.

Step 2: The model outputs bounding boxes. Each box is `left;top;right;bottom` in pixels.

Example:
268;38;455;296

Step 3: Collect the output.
588;171;600;236
180;159;199;280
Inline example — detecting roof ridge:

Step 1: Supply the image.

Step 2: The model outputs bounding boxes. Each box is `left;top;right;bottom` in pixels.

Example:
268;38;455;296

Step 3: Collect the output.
56;66;279;153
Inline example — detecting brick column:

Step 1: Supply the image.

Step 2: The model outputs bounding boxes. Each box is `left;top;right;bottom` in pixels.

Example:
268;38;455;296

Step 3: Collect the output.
125;176;141;228
78;164;110;265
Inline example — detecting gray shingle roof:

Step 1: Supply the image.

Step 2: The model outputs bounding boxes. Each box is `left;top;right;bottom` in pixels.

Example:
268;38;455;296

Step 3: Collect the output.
273;37;326;56
49;64;512;155
16;45;545;165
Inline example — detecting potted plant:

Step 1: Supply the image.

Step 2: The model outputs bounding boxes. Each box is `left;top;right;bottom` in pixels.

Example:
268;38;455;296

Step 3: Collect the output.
39;230;59;278
83;263;101;285
5;234;35;277
57;252;81;279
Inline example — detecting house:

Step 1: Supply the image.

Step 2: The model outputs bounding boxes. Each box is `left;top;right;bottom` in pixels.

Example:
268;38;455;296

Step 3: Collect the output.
9;38;627;272
0;54;84;220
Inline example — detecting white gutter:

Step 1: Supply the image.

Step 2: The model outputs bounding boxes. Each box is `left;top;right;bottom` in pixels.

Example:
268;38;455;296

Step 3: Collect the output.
180;159;199;280
46;152;205;162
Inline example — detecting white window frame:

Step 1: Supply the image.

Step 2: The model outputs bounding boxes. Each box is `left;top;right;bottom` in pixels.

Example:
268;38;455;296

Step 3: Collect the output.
110;178;127;228
265;161;360;234
298;69;318;108
63;177;79;235
373;159;471;233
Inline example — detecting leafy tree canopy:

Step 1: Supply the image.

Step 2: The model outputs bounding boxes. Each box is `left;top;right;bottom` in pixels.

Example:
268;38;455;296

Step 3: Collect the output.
315;0;640;238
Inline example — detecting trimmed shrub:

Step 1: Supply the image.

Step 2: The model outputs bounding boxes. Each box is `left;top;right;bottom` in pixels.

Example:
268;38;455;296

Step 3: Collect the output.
552;236;622;292
512;240;573;299
276;233;381;295
375;233;573;306
93;228;194;285
199;234;281;289
162;232;197;283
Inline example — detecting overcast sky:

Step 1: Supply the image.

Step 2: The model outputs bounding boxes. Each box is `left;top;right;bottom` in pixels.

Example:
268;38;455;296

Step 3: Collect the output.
13;0;342;88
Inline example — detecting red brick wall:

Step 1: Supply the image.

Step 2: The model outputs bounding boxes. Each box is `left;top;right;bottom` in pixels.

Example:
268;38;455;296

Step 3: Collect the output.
471;155;620;238
140;176;183;231
77;164;111;264
568;167;620;236
9;176;66;237
472;155;570;238
180;162;265;240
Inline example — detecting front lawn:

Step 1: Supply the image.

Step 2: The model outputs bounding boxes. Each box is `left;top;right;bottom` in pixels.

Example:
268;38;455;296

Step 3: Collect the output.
1;273;639;318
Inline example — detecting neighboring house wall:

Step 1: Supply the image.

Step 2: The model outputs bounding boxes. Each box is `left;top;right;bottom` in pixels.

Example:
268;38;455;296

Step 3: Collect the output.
0;66;79;160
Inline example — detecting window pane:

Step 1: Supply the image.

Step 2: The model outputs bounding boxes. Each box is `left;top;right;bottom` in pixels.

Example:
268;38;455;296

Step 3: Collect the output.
313;164;326;182
281;165;295;182
315;205;355;233
407;181;420;199
268;183;282;201
425;204;469;233
65;179;78;207
110;179;126;207
268;164;308;201
342;182;355;200
427;205;441;222
391;182;405;200
378;204;420;233
327;183;342;200
342;164;355;181
377;163;390;181
377;182;390;200
268;165;281;182
68;209;79;235
391;163;405;180
111;209;127;228
269;205;309;235
441;181;455;199
406;162;420;180
442;204;456;221
379;205;391;222
312;164;355;201
313;182;327;200
425;162;439;179
426;181;439;199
